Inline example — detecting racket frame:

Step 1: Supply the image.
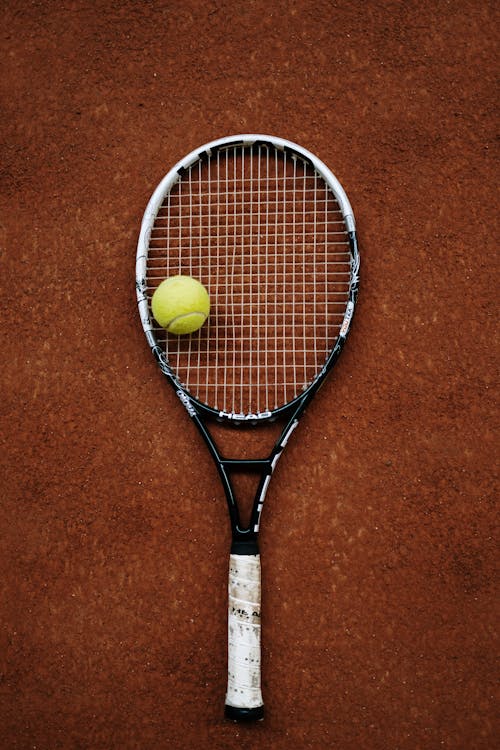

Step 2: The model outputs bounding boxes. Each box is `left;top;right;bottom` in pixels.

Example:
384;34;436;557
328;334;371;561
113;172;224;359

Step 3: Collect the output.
136;134;359;720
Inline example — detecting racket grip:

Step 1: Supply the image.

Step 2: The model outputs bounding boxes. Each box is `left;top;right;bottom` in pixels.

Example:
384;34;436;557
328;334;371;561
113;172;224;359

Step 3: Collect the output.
224;551;264;721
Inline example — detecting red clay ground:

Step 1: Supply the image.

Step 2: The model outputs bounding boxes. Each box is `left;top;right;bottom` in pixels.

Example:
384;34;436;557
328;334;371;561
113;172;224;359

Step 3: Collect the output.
1;1;498;749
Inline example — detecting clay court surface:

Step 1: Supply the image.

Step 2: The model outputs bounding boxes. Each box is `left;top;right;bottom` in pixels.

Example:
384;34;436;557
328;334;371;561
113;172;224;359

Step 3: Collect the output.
1;1;497;748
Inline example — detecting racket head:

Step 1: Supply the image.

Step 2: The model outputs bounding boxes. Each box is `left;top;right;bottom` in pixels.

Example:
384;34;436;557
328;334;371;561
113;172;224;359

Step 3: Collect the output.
136;134;359;422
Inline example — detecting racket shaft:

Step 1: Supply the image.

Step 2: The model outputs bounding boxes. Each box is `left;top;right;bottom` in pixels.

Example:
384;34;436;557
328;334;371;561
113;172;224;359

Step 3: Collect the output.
226;553;263;714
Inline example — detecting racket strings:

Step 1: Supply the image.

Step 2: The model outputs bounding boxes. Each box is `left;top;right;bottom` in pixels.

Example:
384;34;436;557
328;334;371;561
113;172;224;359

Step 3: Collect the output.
145;144;352;415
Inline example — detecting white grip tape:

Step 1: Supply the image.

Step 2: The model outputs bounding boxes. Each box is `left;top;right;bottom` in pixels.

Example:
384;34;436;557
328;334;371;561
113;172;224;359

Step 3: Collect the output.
225;553;263;709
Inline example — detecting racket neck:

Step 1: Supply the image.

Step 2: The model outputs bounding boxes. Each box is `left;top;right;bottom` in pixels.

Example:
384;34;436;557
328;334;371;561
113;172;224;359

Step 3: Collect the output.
231;536;260;555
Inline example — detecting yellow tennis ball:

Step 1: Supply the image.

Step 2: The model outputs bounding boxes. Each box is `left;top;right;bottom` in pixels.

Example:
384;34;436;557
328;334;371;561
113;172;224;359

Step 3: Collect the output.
151;275;210;334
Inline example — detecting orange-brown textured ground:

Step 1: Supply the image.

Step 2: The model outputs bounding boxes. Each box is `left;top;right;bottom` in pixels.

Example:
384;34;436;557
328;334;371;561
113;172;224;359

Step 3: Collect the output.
1;1;497;748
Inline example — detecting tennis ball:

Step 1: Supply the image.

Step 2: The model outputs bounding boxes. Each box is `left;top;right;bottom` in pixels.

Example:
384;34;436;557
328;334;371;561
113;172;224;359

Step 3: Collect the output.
151;275;210;335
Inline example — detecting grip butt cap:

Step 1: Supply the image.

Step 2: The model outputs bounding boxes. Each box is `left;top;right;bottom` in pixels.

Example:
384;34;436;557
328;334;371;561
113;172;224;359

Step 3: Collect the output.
224;704;264;722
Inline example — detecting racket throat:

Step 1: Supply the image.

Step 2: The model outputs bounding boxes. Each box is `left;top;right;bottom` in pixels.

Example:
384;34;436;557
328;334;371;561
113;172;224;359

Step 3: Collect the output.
219;458;273;539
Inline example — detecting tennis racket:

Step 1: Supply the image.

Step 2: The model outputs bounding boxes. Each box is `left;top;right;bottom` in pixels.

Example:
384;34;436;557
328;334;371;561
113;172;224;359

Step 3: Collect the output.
136;134;359;721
